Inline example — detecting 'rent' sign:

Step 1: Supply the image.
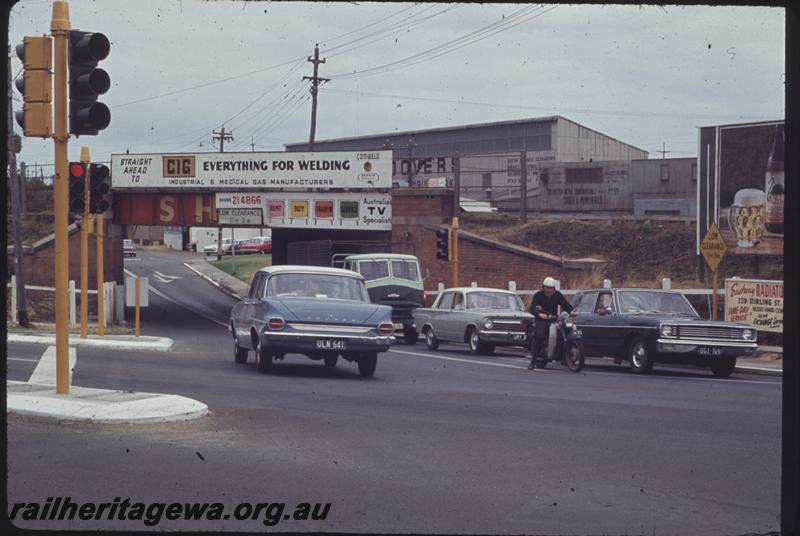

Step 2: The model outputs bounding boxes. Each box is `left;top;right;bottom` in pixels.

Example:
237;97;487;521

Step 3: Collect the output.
111;151;392;190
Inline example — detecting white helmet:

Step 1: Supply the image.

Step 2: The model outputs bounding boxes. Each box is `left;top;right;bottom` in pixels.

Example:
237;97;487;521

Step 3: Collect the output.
542;277;557;288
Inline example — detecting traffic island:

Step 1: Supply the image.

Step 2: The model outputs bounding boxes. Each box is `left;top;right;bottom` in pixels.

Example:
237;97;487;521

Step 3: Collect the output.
6;381;208;424
6;333;174;352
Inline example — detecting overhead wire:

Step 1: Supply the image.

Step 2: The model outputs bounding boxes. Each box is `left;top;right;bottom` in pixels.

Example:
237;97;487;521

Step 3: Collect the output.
326;4;545;79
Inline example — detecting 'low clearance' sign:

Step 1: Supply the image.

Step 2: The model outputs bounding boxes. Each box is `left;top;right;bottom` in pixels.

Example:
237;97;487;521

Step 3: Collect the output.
111;151;392;190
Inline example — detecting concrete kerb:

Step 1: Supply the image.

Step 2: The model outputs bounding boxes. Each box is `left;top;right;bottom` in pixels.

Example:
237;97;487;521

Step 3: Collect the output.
7;333;174;352
7;381;208;424
183;261;246;300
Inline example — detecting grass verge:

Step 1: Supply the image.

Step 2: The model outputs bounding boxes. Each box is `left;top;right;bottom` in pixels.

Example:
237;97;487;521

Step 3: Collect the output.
207;254;272;283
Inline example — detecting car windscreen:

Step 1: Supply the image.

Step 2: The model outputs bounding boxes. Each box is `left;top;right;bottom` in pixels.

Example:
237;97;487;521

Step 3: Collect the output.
466;291;525;311
617;291;699;316
266;273;369;302
358;260;390;281
390;260;420;282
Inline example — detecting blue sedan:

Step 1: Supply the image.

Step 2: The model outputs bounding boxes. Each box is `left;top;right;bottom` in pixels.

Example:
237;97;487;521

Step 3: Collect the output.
230;265;395;377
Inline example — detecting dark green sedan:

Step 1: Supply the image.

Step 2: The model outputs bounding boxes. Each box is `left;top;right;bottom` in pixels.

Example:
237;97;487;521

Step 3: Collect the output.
571;288;758;377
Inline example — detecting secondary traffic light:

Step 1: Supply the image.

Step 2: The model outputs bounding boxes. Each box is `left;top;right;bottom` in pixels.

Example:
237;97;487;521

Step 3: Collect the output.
88;163;111;213
69;30;111;136
436;228;450;261
68;162;87;214
15;36;53;137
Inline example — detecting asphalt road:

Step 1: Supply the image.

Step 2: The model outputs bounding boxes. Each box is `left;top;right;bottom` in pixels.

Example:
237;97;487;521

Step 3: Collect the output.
6;250;782;534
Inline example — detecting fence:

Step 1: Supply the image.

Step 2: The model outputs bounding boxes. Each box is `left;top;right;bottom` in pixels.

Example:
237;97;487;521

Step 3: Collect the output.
7;275;116;327
426;278;725;299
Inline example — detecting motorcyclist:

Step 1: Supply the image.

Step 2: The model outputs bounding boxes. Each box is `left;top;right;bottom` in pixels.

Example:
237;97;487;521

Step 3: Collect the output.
528;277;576;370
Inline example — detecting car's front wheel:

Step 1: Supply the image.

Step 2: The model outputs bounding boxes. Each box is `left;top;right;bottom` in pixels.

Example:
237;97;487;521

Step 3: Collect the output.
424;327;439;350
358;353;377;377
256;339;273;373
234;340;248;364
710;357;736;378
404;327;419;345
468;328;494;355
629;336;653;374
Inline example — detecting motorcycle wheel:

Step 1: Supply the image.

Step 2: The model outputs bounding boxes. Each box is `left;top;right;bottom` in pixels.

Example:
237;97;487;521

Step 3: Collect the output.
564;341;585;373
534;357;548;369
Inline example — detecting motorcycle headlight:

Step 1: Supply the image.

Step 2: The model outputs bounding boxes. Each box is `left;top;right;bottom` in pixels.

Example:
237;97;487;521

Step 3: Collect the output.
563;319;574;329
483;319;494;330
660;324;674;337
743;329;756;341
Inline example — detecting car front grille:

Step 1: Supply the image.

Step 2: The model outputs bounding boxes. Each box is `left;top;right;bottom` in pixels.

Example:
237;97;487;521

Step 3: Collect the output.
676;326;748;340
492;319;525;331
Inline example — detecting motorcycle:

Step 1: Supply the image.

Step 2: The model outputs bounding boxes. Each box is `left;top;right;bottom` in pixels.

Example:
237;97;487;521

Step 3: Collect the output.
529;307;585;372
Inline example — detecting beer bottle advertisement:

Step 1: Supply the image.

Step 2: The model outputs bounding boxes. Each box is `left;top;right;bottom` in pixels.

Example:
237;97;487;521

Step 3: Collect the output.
764;123;784;234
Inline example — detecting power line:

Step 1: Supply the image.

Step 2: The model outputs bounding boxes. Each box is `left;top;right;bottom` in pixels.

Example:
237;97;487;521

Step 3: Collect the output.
327;4;547;79
319;3;420;48
322;87;773;121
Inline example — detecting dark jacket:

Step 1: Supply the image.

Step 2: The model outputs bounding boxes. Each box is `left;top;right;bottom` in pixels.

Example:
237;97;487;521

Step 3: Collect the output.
529;289;573;318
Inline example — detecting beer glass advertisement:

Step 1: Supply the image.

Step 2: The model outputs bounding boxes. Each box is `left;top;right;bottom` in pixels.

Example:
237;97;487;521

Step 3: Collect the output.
717;121;783;255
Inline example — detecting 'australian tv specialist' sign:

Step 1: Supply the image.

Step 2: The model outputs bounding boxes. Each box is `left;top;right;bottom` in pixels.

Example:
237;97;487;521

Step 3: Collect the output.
216;192;392;230
111;151;392;190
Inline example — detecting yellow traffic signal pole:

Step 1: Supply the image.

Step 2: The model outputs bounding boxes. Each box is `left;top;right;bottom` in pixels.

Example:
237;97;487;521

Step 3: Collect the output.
51;0;70;394
80;147;89;338
97;212;105;336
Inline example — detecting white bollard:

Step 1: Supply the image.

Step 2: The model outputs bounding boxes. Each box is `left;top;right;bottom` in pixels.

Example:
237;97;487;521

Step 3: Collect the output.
438;282;445;291
470;282;477;287
554;279;561;291
115;284;125;323
603;279;612;289
508;281;517;291
69;280;76;327
662;278;671;290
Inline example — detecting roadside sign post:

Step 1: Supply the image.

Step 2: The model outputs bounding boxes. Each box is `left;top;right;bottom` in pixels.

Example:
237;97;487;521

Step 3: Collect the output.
80;147;90;338
451;217;459;288
96;211;105;335
126;276;149;336
699;222;727;320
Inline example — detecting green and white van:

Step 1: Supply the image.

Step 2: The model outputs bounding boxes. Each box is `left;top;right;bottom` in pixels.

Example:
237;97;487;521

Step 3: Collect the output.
340;253;425;344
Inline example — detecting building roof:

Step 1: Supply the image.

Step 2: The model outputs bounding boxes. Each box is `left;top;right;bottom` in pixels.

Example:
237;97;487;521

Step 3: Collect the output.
285;115;562;148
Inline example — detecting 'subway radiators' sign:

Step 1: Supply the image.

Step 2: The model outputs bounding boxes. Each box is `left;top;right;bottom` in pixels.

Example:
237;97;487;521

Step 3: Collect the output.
215;192;392;230
110;151;392;189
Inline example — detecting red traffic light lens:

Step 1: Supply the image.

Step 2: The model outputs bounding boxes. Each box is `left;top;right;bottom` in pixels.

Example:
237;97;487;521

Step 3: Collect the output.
69;162;85;177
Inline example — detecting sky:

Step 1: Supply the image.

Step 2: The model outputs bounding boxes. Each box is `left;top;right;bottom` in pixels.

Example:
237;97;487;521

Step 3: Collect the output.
8;1;786;171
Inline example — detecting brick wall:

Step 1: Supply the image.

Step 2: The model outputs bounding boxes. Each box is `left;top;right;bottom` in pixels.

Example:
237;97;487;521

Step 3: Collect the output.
390;189;601;299
7;223;125;287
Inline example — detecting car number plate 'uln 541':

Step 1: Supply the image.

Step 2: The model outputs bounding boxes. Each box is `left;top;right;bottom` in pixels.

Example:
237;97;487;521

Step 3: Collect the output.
316;339;347;350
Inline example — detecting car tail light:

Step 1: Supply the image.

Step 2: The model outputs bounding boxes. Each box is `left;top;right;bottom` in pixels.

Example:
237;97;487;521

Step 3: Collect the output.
267;317;285;330
378;323;394;335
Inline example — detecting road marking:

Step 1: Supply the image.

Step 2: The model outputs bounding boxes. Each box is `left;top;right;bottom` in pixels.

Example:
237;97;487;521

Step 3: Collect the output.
8;357;40;363
391;349;531;370
29;346;77;385
153;270;182;283
124;268;228;328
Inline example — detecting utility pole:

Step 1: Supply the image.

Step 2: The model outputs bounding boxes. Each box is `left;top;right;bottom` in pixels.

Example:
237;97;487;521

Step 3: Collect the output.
250;136;255;152
304;44;329;150
659;142;672;159
8;46;29;326
212;126;232;261
405;137;417;185
20;161;27;215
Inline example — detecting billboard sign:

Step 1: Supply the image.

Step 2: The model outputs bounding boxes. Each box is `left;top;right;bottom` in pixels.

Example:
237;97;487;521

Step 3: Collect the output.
724;278;783;333
697;120;783;256
111;151;392;190
214;192;392;230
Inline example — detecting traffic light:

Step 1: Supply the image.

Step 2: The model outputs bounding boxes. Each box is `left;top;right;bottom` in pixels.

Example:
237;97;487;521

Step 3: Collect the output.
68;162;87;214
88;163;111;213
69;30;111;136
15;36;53;137
436;228;450;261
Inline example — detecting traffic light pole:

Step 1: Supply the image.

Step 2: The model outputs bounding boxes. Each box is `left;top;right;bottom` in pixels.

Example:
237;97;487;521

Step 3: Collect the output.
97;212;105;336
80;147;89;338
51;0;71;394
